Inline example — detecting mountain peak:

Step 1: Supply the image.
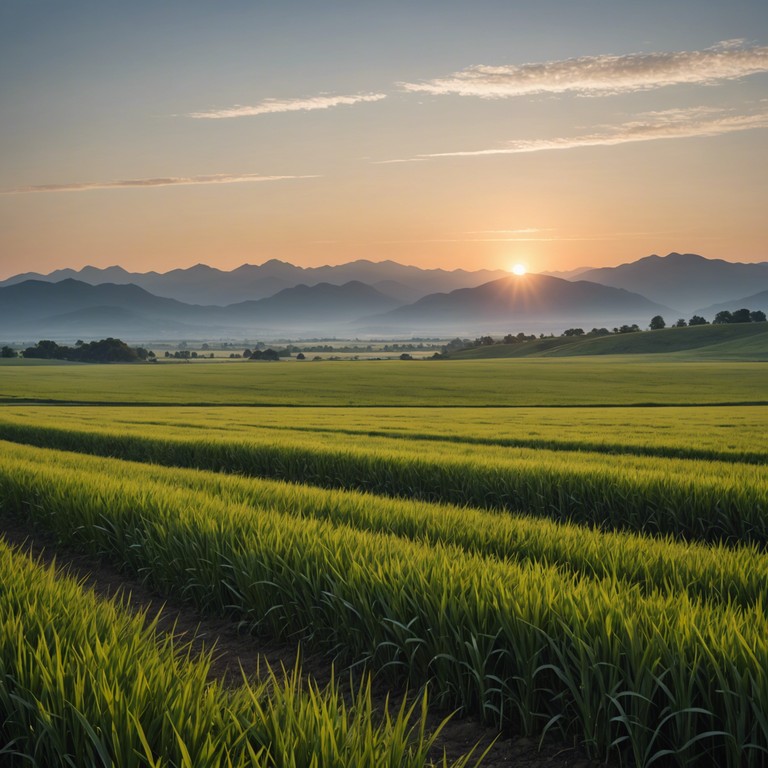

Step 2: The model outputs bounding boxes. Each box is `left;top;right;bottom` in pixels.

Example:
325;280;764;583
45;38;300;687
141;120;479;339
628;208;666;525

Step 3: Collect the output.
578;253;768;312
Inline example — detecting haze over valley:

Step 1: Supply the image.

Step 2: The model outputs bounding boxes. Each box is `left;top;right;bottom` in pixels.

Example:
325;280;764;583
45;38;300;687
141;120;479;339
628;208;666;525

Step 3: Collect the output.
1;252;766;341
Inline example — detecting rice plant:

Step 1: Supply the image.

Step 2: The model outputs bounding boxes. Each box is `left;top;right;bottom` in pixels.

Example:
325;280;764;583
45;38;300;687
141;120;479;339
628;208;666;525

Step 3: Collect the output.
0;538;475;768
1;445;767;766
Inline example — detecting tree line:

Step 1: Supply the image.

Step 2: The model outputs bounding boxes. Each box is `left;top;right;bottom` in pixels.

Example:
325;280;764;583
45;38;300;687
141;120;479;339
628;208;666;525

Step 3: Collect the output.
2;338;153;363
443;308;767;354
649;308;766;329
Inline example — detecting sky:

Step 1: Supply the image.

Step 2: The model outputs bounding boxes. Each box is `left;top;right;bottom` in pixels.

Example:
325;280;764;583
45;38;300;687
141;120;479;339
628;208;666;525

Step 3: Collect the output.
1;0;767;279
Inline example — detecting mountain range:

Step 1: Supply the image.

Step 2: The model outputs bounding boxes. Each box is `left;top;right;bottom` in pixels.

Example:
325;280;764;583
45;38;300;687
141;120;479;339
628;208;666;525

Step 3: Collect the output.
0;259;509;306
576;253;768;312
364;274;671;334
1;253;766;341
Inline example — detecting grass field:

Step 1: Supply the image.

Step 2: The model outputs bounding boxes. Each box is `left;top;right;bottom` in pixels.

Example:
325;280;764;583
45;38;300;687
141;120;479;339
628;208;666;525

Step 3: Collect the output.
2;403;766;461
1;356;767;405
1;355;766;767
451;322;768;360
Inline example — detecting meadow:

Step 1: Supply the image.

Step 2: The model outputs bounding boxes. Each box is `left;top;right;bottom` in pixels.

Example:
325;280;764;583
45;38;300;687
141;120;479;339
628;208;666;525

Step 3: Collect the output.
1;357;767;405
1;356;767;767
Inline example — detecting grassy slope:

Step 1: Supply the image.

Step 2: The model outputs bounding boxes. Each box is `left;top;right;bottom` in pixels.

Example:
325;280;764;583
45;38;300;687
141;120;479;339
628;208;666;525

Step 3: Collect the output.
452;322;768;360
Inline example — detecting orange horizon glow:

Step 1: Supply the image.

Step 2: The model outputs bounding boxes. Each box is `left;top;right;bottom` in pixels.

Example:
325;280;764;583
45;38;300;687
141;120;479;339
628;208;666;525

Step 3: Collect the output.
1;8;766;281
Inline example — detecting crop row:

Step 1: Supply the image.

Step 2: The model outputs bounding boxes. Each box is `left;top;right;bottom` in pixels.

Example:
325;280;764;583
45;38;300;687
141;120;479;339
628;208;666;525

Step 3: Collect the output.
1;444;767;766
2;440;766;610
4;404;768;464
0;419;765;545
0;538;464;768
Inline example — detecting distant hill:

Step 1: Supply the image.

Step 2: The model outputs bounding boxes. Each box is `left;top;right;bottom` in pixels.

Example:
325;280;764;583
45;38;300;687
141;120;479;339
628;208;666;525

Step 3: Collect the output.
540;266;594;279
0;278;404;340
0;279;200;323
577;253;768;312
223;281;401;323
0;259;510;306
697;289;768;317
0;279;207;338
35;306;174;336
451;322;768;361
366;274;673;333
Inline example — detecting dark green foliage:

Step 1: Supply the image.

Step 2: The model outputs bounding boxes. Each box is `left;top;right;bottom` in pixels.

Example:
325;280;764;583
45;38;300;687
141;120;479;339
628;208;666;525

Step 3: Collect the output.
22;338;147;363
249;348;280;361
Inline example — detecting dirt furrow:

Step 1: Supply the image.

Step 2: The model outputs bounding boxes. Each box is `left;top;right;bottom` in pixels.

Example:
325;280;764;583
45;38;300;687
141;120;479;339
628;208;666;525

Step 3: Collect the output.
0;517;601;768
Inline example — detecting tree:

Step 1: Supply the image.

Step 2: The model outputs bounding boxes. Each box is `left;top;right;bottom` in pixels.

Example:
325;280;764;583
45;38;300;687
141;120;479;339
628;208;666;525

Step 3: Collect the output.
674;318;687;327
751;310;767;322
713;311;733;324
444;338;468;353
616;324;640;334
588;327;611;336
731;308;751;323
649;315;666;330
296;352;306;360
562;328;585;337
688;315;708;326
23;340;61;359
22;338;147;363
502;334;520;344
1;345;16;358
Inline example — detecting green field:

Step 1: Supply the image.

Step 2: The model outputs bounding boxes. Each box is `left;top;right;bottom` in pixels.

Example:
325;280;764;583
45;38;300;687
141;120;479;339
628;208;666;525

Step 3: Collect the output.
452;322;768;360
3;402;765;461
1;356;767;767
1;356;767;405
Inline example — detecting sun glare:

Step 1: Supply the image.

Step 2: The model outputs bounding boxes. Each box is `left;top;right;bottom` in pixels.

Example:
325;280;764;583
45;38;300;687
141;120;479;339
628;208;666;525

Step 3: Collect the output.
511;263;527;276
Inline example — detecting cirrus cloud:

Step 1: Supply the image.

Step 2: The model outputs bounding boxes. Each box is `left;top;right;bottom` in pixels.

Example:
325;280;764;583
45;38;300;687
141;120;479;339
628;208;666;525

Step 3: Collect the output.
189;92;387;119
4;173;319;194
400;40;768;98
422;108;768;158
376;107;768;163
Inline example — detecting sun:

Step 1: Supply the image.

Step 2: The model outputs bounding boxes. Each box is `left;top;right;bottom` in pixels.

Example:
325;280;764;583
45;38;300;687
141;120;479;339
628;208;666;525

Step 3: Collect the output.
511;263;527;276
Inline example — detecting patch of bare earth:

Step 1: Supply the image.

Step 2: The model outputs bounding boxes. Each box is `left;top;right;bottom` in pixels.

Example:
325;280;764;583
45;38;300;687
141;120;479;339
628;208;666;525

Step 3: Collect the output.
0;517;606;768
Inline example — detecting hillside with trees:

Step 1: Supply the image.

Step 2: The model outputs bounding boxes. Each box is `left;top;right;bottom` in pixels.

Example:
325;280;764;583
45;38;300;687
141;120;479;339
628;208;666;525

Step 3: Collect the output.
448;314;768;360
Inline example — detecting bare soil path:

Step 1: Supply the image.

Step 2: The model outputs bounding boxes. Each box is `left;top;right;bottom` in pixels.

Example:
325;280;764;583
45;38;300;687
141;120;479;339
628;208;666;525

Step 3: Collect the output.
0;516;606;768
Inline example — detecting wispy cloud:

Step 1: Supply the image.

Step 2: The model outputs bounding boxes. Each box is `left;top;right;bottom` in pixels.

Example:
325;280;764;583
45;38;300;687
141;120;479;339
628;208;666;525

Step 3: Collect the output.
4;173;319;194
469;228;553;235
456;232;672;242
401;40;768;98
400;107;768;160
189;92;387;119
376;231;667;244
